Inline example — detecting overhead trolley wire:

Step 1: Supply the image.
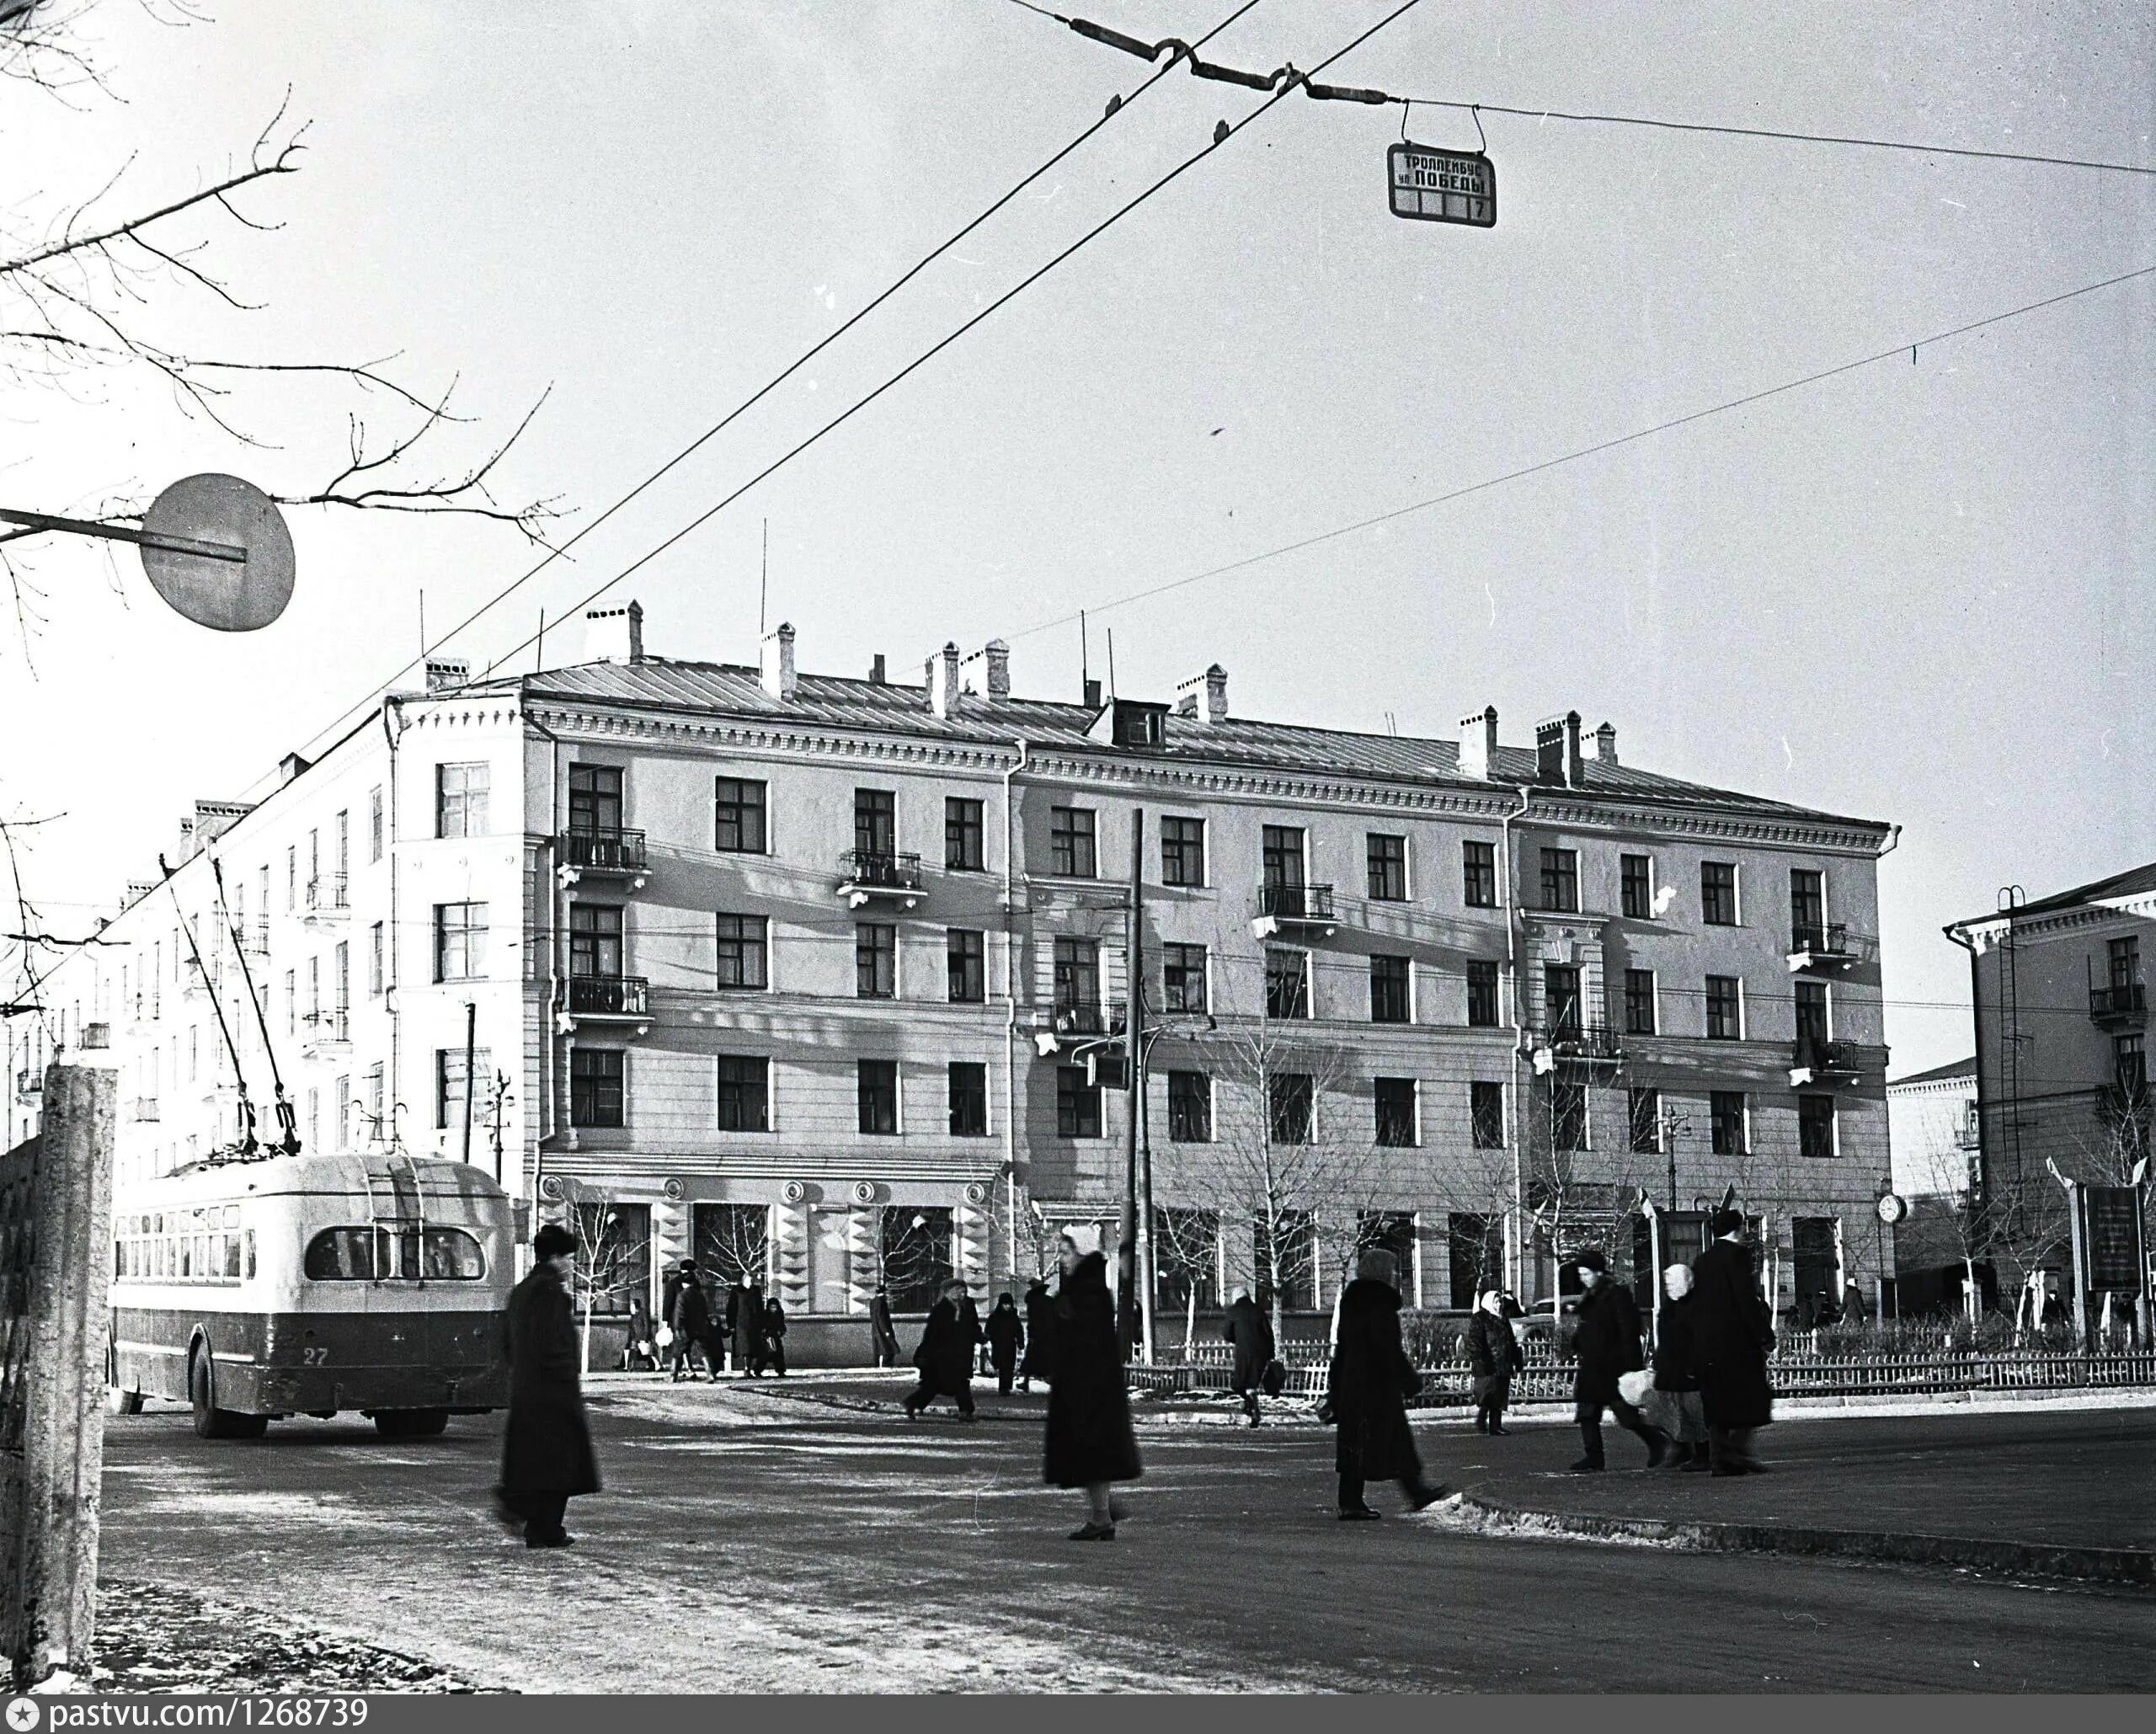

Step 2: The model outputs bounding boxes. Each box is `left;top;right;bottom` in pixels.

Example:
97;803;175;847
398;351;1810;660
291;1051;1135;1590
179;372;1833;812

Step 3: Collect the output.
1005;259;2156;643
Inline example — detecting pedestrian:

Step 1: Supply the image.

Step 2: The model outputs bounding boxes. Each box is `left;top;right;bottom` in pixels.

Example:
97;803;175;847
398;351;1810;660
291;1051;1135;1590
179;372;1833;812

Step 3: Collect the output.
1222;1287;1275;1427
1018;1277;1051;1392
494;1222;600;1550
1042;1225;1140;1539
760;1294;789;1379
668;1260;718;1382
956;1287;986;1379
1326;1249;1446;1519
622;1291;659;1373
1690;1209;1775;1475
1646;1263;1710;1470
985;1292;1024;1395
1462;1287;1524;1434
734;1276;766;1377
1566;1249;1667;1472
904;1280;978;1419
870;1283;901;1369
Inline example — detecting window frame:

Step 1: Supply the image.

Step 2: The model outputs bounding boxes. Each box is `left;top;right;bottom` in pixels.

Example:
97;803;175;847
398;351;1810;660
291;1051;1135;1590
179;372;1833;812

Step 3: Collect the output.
568;763;624;835
1161;942;1209;1015
1701;861;1740;926
1056;1064;1102;1139
713;777;769;854
947;1061;990;1138
569;1048;626;1129
1623;968;1657;1036
1264;947;1311;1020
1466;960;1502;1028
855;923;898;1000
1160;815;1207;888
1365;833;1408;902
1705;974;1743;1041
1373;1075;1419;1148
946;928;987;1004
1462;840;1497;909
568;903;625;979
1267;1070;1315;1145
1620;853;1652;920
434;901;488;984
1797;1092;1836;1160
944;798;985;872
1369;953;1412;1024
1166;1070;1213;1143
435;761;490;840
1629;1086;1663;1154
713;913;770;990
715;1054;771;1133
1538;846;1579;913
1049;806;1098;878
857;1059;900;1135
1710;1089;1748;1155
1470;1080;1506;1149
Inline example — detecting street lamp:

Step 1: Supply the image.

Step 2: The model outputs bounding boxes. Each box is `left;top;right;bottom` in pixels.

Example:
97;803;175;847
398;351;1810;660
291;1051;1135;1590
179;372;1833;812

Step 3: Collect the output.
1130;997;1217;1364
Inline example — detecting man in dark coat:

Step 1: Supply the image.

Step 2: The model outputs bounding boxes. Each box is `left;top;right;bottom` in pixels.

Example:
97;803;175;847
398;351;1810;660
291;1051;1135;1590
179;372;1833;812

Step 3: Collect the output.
1043;1226;1140;1539
1652;1264;1710;1470
1690;1210;1775;1474
1018;1278;1051;1391
1222;1288;1275;1427
732;1278;766;1376
668;1261;719;1382
1567;1248;1666;1471
1328;1250;1445;1518
956;1288;986;1378
905;1281;978;1418
1462;1287;1524;1434
760;1294;788;1378
495;1223;600;1549
869;1284;900;1369
985;1293;1024;1395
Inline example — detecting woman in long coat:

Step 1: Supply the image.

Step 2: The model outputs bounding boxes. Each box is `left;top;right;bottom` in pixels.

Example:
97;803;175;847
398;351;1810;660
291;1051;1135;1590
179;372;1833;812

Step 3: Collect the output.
1042;1226;1140;1539
668;1262;718;1382
985;1293;1024;1395
1018;1278;1051;1392
1328;1250;1444;1518
1462;1288;1524;1434
904;1281;978;1418
732;1278;766;1376
1222;1288;1275;1427
1648;1263;1710;1469
496;1222;600;1549
1690;1210;1775;1474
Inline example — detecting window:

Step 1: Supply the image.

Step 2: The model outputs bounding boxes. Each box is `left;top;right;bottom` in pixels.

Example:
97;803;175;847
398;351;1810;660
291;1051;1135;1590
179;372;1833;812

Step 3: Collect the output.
1710;1090;1748;1155
1544;963;1582;1034
334;1075;350;1150
1268;1071;1315;1144
369;922;385;996
369;787;384;862
1462;840;1497;908
1161;942;1209;1014
1624;968;1657;1035
856;924;897;999
1466;961;1501;1028
1370;954;1412;1023
436;1046;494;1129
1551;1080;1588;1151
1167;1070;1212;1142
571;1049;625;1128
1795;979;1830;1044
1367;834;1408;901
1539;847;1578;912
1629;1086;1662;1154
1356;1213;1418;1300
1705;975;1742;1040
1621;854;1652;920
945;798;985;872
366;1063;384;1141
1265;948;1310;1020
692;1203;771;1290
334;941;350;1012
1052;937;1100;1022
1470;1080;1506;1149
434;902;488;982
569;1202;650;1316
1449;1213;1502;1309
715;1056;770;1132
334;810;349;879
1701;861;1738;926
1374;1077;1418;1147
1261;825;1305;889
857;1059;899;1134
1253;1210;1315;1311
1161;815;1206;887
304;1226;486;1283
948;1062;989;1137
946;929;986;1003
880;1207;953;1313
307;958;320;1022
713;914;769;990
1154;1208;1219;1312
286;846;296;912
1049;806;1097;878
2110;935;2142;991
568;764;623;834
1056;1065;1102;1139
1798;1094;1836;1160
2115;1033;2147;1092
854;788;896;859
713;778;768;854
1790;867;1825;943
283;969;296;1036
569;904;624;978
435;762;489;839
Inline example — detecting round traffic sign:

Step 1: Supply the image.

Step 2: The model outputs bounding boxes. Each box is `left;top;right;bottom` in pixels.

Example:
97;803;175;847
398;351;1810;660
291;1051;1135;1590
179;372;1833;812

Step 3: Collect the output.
139;472;295;632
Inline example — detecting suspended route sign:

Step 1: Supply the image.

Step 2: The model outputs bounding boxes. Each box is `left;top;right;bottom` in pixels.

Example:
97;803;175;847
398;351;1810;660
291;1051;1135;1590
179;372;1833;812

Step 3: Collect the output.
1388;142;1497;227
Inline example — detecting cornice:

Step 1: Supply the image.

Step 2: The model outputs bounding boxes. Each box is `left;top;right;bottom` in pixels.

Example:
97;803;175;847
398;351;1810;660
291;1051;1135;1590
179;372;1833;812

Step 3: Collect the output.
1958;893;2156;949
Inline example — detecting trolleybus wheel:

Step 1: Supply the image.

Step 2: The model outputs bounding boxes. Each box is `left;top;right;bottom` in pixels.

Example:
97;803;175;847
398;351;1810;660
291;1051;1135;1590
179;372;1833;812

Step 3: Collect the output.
375;1408;449;1438
188;1343;267;1440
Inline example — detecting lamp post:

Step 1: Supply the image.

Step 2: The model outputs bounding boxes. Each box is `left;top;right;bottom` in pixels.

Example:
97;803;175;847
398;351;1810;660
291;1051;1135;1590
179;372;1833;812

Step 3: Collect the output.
1129;1000;1218;1366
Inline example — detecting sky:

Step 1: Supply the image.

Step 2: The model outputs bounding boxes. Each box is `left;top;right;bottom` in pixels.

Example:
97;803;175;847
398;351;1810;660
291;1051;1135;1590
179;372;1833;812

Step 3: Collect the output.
3;0;2152;1078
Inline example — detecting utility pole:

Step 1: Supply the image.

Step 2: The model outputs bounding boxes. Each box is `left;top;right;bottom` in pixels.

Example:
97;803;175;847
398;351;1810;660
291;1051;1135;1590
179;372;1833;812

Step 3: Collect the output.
460;1000;477;1166
1118;812;1144;1363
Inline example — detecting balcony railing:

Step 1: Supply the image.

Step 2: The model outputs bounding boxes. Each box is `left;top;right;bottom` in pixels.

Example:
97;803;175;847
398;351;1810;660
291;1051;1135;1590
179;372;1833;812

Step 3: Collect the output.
131;1097;160;1123
560;828;648;874
2089;983;2147;1027
568;974;650;1017
303;1007;350;1044
1258;883;1336;922
1052;1000;1127;1038
840;850;922;891
304;874;350;915
1790;1037;1864;1084
1524;1024;1625;1064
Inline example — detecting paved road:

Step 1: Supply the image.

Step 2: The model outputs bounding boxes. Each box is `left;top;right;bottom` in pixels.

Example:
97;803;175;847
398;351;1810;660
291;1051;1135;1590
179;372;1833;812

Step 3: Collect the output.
99;1388;2155;1694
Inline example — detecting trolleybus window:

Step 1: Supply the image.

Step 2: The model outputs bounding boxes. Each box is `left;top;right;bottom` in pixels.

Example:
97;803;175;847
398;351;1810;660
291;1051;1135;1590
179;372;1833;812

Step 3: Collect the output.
303;1226;486;1281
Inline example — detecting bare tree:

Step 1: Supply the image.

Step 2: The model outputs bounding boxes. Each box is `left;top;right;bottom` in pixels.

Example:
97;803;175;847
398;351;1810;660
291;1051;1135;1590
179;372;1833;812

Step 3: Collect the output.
559;1178;652;1373
1150;1203;1219;1357
1518;1063;1659;1291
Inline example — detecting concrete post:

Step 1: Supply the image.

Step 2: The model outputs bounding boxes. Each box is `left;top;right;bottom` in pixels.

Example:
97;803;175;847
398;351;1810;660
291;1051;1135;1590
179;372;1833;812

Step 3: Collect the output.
1;1064;117;1689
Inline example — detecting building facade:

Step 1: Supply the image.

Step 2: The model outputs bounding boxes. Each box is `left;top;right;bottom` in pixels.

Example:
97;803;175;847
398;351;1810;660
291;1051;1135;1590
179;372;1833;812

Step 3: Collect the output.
17;604;1901;1358
1886;1055;1982;1313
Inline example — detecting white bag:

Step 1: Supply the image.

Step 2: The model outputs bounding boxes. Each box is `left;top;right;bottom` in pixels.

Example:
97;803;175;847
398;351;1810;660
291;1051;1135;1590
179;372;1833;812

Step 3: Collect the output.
1617;1369;1653;1406
655;1324;675;1350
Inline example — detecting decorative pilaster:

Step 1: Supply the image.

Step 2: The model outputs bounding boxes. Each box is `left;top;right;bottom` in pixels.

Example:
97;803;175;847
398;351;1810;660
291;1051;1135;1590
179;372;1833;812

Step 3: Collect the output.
773;1198;810;1313
846;1205;879;1315
956;1190;991;1301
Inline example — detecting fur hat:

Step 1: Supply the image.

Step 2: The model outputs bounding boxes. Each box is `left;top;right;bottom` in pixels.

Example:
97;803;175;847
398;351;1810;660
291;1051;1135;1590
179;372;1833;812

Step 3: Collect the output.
1355;1247;1398;1285
533;1223;576;1260
1710;1207;1745;1238
1060;1223;1103;1261
1571;1247;1608;1274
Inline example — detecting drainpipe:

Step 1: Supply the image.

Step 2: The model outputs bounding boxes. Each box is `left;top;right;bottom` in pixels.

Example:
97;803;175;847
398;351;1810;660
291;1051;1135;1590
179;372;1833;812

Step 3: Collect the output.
382;698;406;1160
1002;740;1029;1280
1500;786;1532;1298
526;712;566;1248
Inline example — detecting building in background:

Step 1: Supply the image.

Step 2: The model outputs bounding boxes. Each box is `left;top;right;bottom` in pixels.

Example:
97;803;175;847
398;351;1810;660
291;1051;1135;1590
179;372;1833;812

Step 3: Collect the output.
17;603;1901;1363
1886;1055;1984;1315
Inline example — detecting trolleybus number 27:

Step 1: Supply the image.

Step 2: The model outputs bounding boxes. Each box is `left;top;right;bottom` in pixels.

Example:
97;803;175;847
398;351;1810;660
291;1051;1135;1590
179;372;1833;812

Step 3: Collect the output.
302;1346;329;1366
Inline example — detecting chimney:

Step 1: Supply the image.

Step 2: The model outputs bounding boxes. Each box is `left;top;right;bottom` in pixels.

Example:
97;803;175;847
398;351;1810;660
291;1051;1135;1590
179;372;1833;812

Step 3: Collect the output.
1459;706;1498;779
869;654;887;686
584;600;645;664
1083;677;1103;711
424;656;470;692
1565;710;1584;785
1176;664;1227;724
279;751;312;787
1534;718;1566;782
760;622;798;701
1593;721;1619;766
984;638;1011;700
193;800;252;846
927;642;961;719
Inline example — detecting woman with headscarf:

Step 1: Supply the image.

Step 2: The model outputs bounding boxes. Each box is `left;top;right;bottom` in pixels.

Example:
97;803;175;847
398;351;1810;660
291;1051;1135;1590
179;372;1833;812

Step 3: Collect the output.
1327;1249;1446;1519
1222;1287;1275;1427
1690;1208;1775;1474
1042;1224;1140;1539
1646;1263;1710;1469
1462;1287;1524;1435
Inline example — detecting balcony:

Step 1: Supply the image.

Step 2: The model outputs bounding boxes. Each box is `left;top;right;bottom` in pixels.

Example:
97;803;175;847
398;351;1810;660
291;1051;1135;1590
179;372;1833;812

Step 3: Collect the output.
559;974;653;1038
2089;983;2147;1031
1789;1037;1865;1087
1033;1000;1129;1055
1523;1024;1625;1069
13;1070;41;1105
302;874;350;924
131;1096;160;1123
1786;922;1858;974
1251;882;1338;940
837;850;924;910
558;827;648;890
242;920;270;957
302;1007;350;1054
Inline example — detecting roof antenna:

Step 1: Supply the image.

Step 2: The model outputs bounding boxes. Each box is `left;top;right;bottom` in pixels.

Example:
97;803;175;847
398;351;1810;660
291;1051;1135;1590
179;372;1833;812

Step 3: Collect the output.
1080;609;1089;698
536;606;547;673
759;517;769;640
1107;627;1117;701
